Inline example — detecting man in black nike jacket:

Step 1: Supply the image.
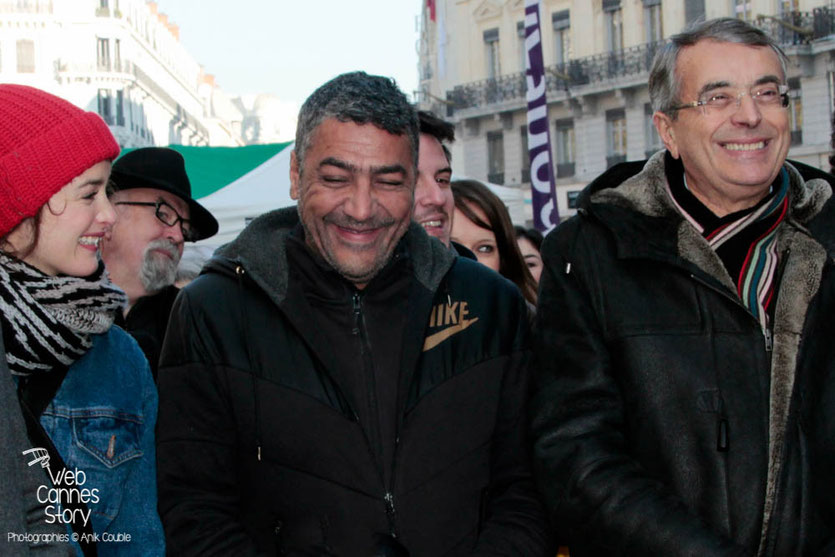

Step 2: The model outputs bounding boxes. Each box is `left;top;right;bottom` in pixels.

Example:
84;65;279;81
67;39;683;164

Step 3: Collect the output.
156;71;552;556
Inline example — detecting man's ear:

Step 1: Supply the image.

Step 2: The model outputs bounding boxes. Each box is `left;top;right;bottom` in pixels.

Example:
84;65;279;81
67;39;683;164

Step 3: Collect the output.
290;150;300;200
653;111;680;159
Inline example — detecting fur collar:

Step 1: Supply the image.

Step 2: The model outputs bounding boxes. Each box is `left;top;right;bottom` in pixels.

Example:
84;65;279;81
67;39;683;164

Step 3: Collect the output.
588;152;833;292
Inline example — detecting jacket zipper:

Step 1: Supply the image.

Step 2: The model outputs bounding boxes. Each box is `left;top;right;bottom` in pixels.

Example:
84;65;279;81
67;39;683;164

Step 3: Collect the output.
352;292;398;537
386;425;403;538
384;491;397;537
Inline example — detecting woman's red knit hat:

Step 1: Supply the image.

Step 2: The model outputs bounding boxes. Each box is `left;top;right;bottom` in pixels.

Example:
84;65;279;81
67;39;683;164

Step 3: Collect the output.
0;84;120;236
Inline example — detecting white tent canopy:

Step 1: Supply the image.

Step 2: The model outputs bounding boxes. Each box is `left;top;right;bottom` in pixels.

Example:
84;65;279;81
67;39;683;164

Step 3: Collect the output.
196;144;295;247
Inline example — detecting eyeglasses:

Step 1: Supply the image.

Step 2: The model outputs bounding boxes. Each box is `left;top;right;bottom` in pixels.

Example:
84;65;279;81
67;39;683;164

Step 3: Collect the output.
670;83;790;116
115;200;195;241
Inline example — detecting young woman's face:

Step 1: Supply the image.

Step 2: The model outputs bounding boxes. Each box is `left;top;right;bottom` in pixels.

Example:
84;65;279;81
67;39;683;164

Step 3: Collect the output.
451;202;501;273
20;161;116;277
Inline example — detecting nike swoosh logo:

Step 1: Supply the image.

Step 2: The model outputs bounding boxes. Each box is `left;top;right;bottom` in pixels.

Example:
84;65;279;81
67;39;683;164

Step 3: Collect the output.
422;317;480;351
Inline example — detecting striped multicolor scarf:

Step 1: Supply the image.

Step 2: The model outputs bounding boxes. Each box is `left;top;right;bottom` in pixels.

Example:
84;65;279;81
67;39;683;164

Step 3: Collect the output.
666;164;789;331
0;253;127;376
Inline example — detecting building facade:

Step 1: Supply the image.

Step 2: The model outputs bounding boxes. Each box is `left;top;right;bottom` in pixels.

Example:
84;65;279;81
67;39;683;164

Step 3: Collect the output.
0;0;244;147
418;0;835;224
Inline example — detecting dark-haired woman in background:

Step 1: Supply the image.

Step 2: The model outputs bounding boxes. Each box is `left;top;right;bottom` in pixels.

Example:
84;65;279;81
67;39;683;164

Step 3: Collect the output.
451;179;538;305
514;225;544;284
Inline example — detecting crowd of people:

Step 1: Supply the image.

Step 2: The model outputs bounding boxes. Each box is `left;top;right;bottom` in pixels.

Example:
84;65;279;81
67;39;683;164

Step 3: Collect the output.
1;16;833;557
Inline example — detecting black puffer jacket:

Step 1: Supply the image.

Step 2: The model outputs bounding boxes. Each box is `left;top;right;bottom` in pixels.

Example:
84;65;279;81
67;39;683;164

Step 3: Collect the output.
157;208;552;556
531;152;835;556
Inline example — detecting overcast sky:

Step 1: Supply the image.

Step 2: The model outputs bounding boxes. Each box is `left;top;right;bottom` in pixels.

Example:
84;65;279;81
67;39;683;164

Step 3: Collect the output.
156;0;422;107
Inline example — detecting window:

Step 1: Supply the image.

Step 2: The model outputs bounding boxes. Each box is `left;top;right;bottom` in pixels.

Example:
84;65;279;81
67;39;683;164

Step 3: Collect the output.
487;130;505;185
114;39;121;71
484;28;500;79
778;0;802;44
517;21;527;72
552;11;570;67
684;0;705;24
567;190;581;209
97;37;110;70
788;77;802;146
733;0;752;20
116;90;125;126
606;109;627;167
129;93;134;130
520;125;531;183
604;0;623;52
644;104;662;158
16;40;34;73
829;71;835;135
99;0;109;8
643;0;663;43
97;89;113;125
779;0;799;13
555;119;575;178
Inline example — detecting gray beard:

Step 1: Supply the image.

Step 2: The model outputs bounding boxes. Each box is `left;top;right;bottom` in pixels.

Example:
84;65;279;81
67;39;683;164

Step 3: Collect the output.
139;239;180;294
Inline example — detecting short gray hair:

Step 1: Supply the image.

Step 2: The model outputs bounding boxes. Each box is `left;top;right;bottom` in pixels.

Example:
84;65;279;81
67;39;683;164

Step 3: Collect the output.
649;17;789;118
294;71;419;171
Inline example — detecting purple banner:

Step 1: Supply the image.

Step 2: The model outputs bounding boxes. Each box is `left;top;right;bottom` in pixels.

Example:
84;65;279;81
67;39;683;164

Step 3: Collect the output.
524;0;559;232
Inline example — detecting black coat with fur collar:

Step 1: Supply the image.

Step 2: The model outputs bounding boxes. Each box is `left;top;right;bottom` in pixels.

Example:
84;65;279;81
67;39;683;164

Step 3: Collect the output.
531;152;835;556
156;207;552;556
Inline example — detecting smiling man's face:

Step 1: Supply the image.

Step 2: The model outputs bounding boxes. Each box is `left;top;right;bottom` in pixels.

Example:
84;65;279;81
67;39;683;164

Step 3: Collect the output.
290;118;415;288
654;40;790;215
414;133;454;245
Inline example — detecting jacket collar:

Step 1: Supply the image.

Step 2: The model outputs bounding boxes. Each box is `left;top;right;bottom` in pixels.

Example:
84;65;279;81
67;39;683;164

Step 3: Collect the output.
210;206;457;308
582;151;834;262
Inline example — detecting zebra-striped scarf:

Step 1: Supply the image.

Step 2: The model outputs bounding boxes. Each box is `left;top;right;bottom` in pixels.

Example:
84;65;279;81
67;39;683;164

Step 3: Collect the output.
0;253;127;376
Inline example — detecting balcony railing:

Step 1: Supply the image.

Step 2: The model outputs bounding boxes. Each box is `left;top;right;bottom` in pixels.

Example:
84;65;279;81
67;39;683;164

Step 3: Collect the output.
444;9;835;114
755;9;835;45
0;0;52;13
56;59;134;75
447;41;662;112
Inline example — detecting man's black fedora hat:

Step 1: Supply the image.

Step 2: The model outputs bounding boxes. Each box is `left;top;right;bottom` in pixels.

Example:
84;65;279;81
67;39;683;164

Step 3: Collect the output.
110;147;219;241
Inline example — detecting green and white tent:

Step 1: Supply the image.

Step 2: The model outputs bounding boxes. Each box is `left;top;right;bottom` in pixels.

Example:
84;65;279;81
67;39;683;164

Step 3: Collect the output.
122;142;295;247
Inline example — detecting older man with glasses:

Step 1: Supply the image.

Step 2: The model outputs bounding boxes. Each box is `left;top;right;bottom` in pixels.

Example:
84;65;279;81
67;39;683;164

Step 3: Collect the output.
101;147;218;379
531;18;835;555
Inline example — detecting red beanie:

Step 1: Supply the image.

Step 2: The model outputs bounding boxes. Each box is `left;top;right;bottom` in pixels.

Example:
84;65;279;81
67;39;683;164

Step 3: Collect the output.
0;84;120;237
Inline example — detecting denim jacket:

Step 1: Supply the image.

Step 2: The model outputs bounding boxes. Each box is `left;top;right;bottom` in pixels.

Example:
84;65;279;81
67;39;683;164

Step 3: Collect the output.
39;327;164;556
